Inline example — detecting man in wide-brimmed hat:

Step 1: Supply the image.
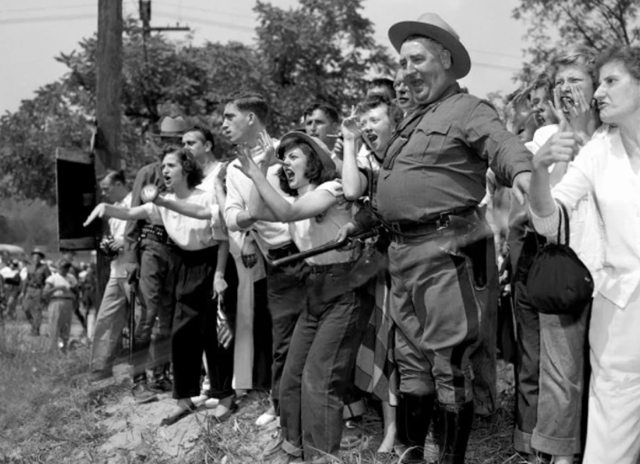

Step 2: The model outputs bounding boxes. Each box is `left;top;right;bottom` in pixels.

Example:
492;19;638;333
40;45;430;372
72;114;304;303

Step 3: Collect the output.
20;248;51;336
370;13;533;464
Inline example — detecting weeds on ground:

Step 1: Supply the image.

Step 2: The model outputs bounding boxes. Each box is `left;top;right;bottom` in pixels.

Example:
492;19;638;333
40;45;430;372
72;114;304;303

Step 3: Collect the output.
0;326;107;463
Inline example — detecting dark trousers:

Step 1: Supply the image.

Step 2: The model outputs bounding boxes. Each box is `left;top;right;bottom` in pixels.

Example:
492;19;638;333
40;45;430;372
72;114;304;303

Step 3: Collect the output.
266;263;306;411
511;231;542;454
389;234;495;406
133;238;178;377
252;278;272;391
280;264;369;459
171;246;235;399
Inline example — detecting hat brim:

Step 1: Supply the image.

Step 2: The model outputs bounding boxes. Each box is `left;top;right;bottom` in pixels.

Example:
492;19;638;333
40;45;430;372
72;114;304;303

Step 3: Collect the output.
31;250;45;258
388;21;471;79
277;131;336;173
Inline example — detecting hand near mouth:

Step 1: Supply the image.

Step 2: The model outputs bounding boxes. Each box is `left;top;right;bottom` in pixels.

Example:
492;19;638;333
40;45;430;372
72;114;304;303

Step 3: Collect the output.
551;87;592;145
341;105;361;142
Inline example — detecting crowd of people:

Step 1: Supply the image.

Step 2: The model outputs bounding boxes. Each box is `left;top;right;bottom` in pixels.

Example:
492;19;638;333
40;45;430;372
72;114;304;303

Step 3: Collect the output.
0;249;97;348
4;10;640;464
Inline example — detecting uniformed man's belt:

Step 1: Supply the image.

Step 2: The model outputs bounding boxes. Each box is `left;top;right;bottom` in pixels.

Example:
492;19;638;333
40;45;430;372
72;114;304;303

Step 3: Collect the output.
388;206;477;236
267;242;299;261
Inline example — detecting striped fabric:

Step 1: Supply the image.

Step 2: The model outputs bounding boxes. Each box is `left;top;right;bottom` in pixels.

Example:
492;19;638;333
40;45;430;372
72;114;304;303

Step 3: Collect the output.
217;297;233;350
354;272;398;406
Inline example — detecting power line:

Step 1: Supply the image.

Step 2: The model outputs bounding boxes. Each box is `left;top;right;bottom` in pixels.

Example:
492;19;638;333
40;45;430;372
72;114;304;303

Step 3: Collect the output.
0;14;96;26
154;12;253;32
0;4;92;14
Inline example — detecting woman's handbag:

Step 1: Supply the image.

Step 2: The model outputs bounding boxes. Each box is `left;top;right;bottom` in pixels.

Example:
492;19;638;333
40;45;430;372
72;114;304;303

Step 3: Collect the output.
526;202;594;315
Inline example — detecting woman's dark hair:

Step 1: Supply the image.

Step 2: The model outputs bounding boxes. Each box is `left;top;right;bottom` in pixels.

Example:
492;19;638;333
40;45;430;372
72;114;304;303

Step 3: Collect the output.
277;139;336;196
596;44;640;82
164;147;203;189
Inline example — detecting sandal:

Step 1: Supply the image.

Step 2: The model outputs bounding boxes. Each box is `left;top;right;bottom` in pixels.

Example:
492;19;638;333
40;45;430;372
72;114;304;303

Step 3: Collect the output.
160;398;197;426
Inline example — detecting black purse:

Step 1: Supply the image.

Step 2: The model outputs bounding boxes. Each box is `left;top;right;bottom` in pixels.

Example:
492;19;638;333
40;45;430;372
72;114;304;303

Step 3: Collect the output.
526;202;594;315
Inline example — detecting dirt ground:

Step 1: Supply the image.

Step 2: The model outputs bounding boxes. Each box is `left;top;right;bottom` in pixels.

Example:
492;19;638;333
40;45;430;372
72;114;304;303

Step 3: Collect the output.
0;309;525;464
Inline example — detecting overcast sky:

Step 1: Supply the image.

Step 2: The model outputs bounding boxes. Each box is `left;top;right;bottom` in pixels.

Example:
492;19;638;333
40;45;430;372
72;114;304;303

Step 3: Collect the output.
0;0;529;114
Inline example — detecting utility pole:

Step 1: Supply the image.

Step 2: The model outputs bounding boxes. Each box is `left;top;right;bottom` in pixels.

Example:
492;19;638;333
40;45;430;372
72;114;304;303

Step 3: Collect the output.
139;0;189;37
96;0;122;173
94;0;123;303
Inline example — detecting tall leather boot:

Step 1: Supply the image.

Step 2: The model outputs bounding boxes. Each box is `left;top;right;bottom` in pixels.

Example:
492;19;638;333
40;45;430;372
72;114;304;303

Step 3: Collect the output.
396;394;435;464
437;401;474;464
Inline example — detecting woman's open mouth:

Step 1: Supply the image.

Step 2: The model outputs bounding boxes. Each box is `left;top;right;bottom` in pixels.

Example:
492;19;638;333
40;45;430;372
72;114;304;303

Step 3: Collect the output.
560;96;575;112
284;168;295;183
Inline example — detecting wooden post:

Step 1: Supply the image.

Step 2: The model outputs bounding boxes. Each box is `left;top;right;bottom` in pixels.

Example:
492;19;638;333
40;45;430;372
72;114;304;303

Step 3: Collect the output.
94;0;123;305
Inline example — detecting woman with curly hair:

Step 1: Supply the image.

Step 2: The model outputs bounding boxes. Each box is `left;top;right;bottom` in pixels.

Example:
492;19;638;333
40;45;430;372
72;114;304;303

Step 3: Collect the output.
235;131;369;464
84;147;233;425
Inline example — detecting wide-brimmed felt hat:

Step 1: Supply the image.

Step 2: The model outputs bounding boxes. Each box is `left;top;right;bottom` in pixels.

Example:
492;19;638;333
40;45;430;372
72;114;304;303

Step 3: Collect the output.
31;248;45;258
276;131;335;173
388;13;471;79
159;116;187;139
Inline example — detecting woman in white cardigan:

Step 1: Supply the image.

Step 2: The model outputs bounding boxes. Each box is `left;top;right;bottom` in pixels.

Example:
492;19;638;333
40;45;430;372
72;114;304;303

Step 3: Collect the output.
529;45;640;463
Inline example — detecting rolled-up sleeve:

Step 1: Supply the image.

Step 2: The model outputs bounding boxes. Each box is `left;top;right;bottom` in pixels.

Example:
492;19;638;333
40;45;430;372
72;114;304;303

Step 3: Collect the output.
464;101;533;188
223;163;246;232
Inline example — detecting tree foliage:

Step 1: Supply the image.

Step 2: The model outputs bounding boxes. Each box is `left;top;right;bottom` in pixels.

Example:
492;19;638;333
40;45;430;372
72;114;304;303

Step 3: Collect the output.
0;0;392;205
513;0;640;78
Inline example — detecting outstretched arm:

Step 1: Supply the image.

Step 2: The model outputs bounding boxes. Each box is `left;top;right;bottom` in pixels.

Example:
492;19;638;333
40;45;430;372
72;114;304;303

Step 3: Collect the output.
154;195;211;220
83;203;149;227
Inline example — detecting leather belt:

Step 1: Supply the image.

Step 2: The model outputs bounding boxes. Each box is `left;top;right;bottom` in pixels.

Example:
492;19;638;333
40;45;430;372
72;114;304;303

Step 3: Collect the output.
267;242;299;261
308;262;353;274
140;224;176;247
388;206;477;241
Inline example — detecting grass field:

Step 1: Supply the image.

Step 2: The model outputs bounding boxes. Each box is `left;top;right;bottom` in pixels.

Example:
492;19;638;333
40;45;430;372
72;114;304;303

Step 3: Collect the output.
0;316;528;464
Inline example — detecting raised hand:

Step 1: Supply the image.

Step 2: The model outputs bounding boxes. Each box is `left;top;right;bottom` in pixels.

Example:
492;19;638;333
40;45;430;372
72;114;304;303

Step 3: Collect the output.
83;203;107;227
533;125;579;171
234;143;262;179
257;131;279;172
341;106;361;142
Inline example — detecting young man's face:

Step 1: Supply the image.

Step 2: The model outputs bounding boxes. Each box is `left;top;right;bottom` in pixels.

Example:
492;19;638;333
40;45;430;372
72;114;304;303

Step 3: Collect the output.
221;103;251;145
305;109;338;146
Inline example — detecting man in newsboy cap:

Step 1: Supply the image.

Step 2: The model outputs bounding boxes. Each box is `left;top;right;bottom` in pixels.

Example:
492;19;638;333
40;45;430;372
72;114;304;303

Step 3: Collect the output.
371;13;533;464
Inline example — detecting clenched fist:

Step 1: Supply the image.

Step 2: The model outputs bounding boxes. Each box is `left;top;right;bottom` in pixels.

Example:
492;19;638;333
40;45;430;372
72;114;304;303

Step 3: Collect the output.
140;184;159;203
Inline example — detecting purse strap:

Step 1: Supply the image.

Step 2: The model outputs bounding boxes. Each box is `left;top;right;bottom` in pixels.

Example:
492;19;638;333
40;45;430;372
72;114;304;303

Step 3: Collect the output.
556;200;570;246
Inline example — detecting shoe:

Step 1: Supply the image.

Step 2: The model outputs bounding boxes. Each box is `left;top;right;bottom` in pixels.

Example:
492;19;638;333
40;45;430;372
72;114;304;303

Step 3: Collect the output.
436;401;474;464
261;429;284;460
396;393;435;464
212;395;238;422
394;444;426;464
132;382;158;404
340;419;365;450
204;397;219;409
256;405;277;427
148;376;172;393
160;398;197;426
89;369;113;383
267;448;301;464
